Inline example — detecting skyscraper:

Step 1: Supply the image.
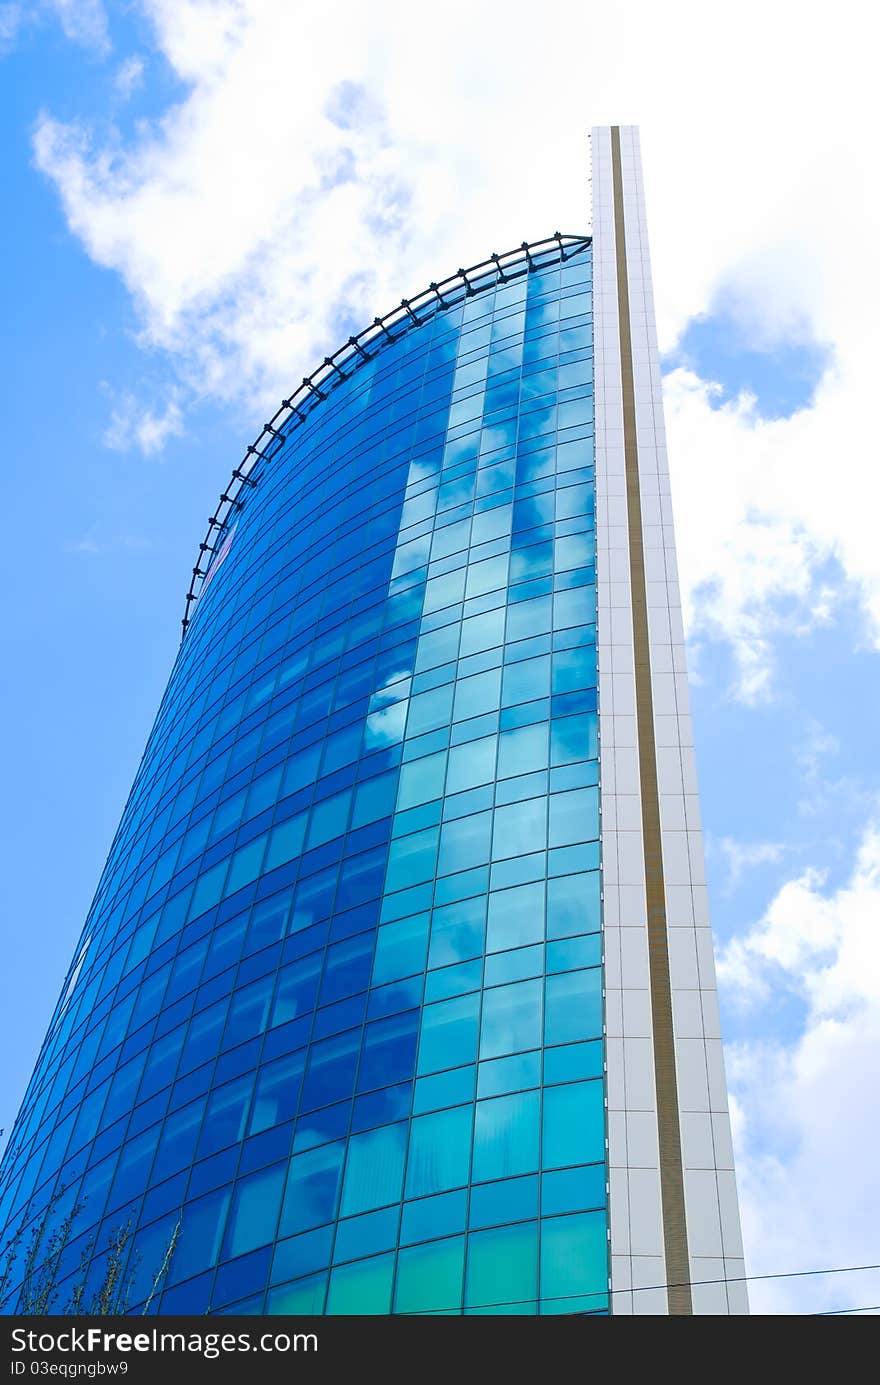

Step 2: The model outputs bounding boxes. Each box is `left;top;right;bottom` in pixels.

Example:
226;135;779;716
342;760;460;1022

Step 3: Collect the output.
0;126;745;1316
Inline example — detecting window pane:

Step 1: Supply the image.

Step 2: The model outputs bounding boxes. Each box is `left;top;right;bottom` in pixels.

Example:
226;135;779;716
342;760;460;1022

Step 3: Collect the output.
280;1141;345;1235
544;969;602;1045
480;979;542;1059
340;1122;407;1216
437;812;492;876
491;799;547;862
546;872;600;939
468;1174;538;1229
395;1236;465;1314
540;1211;607;1312
498;724;549;779
466;1221;538;1314
372;914;429;986
542;1080;604;1169
397;752;446;810
541;1164;606;1217
351;771;398;827
446;736;496;794
385;826;439;892
548;787;599;847
417;993;480;1074
326;1252;394;1314
266;1273;327;1314
400;1190;467;1245
486;881;544;952
472;1091;540;1182
224;1163;285;1258
427;900;486;969
249;1052;304;1134
405;1105;472;1198
550;712;598;766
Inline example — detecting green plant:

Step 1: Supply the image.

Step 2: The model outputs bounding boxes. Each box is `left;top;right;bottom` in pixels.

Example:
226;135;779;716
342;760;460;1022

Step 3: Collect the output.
0;1195;180;1316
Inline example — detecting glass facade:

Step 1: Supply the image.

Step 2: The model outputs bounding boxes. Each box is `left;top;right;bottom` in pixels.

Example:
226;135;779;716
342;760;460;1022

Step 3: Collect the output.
0;237;605;1315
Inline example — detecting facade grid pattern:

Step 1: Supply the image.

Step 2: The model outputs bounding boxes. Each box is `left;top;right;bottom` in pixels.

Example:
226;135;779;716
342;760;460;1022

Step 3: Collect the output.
0;239;609;1316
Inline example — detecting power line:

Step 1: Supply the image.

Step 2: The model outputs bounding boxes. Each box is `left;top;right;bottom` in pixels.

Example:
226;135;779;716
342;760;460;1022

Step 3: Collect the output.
812;1303;880;1316
405;1259;880;1315
628;1259;880;1297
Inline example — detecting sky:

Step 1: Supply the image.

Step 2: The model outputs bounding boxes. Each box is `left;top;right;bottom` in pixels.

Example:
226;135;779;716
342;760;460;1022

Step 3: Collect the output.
1;0;878;1316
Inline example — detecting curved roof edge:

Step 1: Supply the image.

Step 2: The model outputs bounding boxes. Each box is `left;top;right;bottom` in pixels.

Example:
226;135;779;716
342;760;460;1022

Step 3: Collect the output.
182;232;592;637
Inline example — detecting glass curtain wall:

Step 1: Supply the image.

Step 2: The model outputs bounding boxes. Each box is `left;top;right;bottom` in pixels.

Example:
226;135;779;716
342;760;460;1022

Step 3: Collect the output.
0;238;605;1316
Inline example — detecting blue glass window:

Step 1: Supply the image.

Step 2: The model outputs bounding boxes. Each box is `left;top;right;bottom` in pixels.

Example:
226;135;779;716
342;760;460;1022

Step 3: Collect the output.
405;1105;472;1198
417;993;480;1074
280;1141;345;1235
472;1091;540;1182
340;1122;407;1216
224;1163;285;1258
542;1081;604;1169
0;240;608;1321
480;979;542;1059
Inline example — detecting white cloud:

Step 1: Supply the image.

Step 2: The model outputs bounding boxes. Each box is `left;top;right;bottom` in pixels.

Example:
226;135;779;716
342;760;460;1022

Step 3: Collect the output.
663;359;880;700
28;0;880;691
0;4;23;50
796;719;839;781
720;823;880;1311
1;2;111;57
716;837;786;892
103;392;183;455
48;0;110;55
113;55;144;99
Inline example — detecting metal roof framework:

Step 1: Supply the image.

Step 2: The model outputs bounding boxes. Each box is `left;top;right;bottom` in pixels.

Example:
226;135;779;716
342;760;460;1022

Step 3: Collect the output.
182;232;592;637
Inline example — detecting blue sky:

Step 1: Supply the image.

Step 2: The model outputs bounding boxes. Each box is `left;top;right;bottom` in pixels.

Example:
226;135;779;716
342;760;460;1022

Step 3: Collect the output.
1;0;879;1316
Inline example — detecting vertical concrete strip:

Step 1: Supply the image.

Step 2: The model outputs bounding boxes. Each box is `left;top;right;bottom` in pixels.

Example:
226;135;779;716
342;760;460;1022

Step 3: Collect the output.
610;124;692;1315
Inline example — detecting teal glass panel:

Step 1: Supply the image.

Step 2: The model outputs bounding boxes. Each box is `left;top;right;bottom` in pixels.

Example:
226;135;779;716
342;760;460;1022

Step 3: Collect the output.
266;1274;327;1315
541;1164;606;1216
472;1090;540;1182
326;1253;394;1314
542;1081;604;1169
543;1040;603;1084
540;1211;607;1314
468;1174;538;1229
466;1221;538;1314
395;1236;465;1315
